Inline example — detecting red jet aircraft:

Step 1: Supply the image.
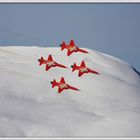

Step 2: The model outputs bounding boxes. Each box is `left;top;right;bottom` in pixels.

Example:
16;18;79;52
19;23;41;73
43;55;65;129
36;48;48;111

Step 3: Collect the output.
60;40;88;56
51;77;79;93
38;55;67;71
71;61;100;77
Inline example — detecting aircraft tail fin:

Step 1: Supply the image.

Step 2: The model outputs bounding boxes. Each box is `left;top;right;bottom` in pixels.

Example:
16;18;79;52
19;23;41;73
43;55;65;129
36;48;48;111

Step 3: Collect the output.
71;63;77;72
38;57;44;65
60;41;66;51
51;79;57;88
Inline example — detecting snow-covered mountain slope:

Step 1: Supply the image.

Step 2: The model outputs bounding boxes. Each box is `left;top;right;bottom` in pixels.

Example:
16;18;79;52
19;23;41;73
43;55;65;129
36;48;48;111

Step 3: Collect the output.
0;46;140;137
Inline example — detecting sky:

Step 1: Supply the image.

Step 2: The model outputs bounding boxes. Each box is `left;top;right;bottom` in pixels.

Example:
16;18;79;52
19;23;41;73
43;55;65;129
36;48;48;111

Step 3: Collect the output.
0;3;140;71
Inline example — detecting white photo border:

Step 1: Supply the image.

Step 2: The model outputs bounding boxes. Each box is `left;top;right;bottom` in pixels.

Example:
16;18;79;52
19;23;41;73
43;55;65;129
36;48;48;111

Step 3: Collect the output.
0;1;140;140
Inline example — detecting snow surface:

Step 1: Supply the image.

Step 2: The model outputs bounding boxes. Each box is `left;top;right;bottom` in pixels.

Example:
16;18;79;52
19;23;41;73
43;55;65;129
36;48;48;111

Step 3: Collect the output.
0;46;140;137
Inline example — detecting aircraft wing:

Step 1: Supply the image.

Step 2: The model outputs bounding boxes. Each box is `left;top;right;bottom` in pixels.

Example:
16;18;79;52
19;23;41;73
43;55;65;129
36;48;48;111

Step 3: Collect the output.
78;71;84;77
80;61;86;67
48;54;53;61
67;50;73;56
69;40;75;46
58;87;64;93
60;77;65;83
45;65;52;71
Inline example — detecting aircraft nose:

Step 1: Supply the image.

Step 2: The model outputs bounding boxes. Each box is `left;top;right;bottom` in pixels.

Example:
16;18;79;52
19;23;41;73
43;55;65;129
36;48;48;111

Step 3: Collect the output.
50;81;53;84
60;44;62;47
71;65;74;68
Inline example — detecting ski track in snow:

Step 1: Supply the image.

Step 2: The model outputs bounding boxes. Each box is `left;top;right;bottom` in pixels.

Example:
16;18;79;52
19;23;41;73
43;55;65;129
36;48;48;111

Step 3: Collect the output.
0;46;140;136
